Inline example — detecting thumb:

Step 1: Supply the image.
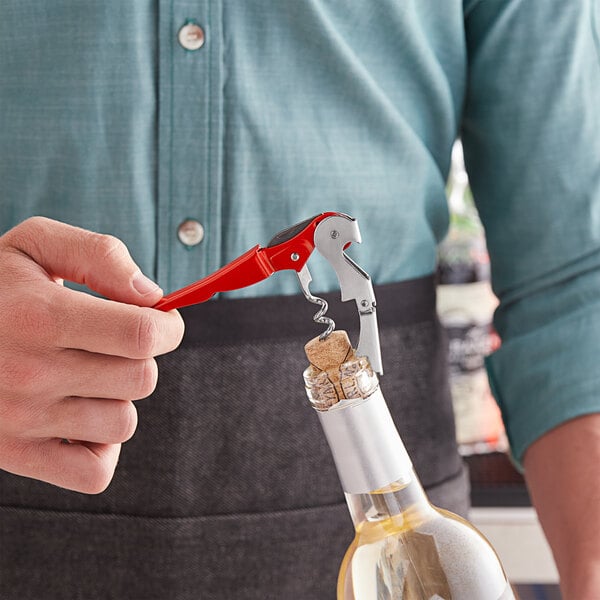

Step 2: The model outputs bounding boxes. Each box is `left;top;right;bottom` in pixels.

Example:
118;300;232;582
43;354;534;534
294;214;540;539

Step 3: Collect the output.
4;216;163;306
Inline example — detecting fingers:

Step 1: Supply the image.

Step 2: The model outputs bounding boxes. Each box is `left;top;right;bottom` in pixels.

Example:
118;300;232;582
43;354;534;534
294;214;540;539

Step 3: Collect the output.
45;398;139;445
2;282;184;359
12;397;139;445
2;216;163;306
0;437;122;494
61;353;159;401
0;217;185;493
52;288;185;358
0;350;159;404
0;217;185;359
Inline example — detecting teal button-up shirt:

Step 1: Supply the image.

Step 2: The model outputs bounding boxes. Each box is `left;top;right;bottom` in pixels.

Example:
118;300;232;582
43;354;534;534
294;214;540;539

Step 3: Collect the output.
2;0;600;466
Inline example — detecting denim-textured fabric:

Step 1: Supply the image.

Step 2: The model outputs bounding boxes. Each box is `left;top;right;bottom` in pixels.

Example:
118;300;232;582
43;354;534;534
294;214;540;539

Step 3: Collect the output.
0;278;469;599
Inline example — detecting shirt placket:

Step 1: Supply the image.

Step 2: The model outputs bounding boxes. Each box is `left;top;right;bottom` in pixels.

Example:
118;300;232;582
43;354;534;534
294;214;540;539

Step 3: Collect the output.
157;0;223;293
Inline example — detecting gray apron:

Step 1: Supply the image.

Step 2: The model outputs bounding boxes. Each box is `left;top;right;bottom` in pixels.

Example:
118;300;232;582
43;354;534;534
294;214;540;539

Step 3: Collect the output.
0;275;469;599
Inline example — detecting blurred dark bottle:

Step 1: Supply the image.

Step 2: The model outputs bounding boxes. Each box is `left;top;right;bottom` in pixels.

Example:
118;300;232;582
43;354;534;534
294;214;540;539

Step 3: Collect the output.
437;142;506;456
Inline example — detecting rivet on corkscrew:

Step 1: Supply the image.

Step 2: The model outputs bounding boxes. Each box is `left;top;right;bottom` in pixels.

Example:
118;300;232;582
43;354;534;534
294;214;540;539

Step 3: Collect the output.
296;265;336;340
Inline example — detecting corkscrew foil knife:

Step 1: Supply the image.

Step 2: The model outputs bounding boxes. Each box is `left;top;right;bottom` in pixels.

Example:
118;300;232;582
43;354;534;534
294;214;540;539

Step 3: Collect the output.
154;212;382;374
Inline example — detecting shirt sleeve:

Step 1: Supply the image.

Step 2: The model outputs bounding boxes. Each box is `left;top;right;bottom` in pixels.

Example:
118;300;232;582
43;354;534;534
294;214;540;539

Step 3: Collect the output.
461;0;600;468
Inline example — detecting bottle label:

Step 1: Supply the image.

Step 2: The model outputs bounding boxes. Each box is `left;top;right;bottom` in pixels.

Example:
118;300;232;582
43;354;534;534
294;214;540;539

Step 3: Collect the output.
437;282;506;452
447;322;492;372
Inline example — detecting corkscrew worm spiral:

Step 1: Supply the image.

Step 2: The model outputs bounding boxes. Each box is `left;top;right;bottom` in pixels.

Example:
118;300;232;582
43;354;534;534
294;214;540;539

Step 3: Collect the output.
306;292;336;340
296;264;335;339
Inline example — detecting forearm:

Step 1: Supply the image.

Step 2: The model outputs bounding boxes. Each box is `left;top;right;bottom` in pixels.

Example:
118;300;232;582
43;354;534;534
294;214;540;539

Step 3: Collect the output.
523;413;600;600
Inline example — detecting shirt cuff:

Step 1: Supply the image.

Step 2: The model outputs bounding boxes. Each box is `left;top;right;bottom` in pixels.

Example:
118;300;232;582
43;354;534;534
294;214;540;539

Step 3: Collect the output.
486;306;600;471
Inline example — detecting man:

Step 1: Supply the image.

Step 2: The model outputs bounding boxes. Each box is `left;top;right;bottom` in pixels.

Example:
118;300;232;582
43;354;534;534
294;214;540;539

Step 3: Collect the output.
1;1;599;598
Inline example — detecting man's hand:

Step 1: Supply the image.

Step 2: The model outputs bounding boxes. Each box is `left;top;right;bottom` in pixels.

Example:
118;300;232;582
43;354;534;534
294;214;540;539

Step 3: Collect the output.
0;217;184;493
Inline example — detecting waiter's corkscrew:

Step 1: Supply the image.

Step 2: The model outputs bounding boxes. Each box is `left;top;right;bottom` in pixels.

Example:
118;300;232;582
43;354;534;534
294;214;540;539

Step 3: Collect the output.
153;212;382;374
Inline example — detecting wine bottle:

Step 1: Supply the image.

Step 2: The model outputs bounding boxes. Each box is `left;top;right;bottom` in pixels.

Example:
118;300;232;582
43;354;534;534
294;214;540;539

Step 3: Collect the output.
303;331;514;600
438;140;505;455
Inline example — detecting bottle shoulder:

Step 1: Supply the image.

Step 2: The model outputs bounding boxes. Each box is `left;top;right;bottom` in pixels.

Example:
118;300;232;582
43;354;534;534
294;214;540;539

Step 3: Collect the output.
342;507;511;600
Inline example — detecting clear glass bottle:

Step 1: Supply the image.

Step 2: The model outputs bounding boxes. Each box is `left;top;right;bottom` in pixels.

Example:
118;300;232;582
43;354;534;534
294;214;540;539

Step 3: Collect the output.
303;332;514;600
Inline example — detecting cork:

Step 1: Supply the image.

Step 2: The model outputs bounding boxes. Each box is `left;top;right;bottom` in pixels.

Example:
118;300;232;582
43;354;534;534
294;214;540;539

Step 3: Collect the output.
304;330;379;410
304;330;355;373
303;331;355;405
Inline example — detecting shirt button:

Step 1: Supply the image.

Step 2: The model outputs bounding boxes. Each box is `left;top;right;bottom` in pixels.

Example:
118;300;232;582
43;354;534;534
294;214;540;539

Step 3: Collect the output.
177;219;205;247
178;22;205;51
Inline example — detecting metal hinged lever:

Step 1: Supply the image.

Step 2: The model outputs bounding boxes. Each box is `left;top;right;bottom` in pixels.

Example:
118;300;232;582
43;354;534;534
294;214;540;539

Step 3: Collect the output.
298;214;383;375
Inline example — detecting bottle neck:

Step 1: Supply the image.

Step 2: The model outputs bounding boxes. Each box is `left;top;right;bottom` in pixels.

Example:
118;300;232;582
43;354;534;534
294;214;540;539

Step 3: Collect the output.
314;387;415;495
344;472;434;531
303;341;430;520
